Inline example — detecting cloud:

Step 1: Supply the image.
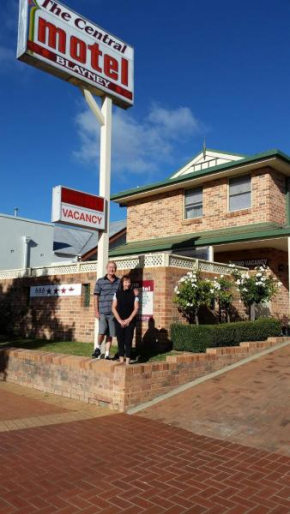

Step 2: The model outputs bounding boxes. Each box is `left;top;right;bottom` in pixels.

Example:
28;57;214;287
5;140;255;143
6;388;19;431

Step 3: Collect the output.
74;102;202;175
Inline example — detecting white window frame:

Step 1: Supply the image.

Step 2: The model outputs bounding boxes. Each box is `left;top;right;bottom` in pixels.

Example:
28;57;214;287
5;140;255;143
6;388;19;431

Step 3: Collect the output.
228;175;251;212
184;187;203;219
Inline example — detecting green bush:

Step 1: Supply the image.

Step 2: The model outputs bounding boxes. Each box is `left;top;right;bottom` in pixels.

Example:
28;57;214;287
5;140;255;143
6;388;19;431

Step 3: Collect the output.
171;318;281;353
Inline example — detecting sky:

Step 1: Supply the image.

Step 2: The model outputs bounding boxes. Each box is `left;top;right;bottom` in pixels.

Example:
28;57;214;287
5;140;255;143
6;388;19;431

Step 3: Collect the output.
1;0;290;224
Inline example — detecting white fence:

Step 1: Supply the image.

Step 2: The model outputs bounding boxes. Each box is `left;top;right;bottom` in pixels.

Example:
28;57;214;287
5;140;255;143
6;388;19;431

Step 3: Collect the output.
0;253;247;280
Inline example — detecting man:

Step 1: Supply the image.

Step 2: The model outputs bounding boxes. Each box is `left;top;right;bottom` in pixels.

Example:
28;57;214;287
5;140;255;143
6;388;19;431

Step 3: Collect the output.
92;261;120;360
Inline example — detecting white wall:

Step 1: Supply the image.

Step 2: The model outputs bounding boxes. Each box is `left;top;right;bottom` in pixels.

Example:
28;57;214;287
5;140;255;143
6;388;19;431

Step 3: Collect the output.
0;214;57;270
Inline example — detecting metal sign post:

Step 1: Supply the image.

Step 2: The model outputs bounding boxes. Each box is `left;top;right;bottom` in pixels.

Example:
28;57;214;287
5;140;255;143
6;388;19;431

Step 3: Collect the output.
82;88;112;348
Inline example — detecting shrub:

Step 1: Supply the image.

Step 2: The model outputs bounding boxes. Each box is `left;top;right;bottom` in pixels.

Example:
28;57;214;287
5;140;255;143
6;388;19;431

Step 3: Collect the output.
171;318;281;353
230;265;281;320
173;270;216;324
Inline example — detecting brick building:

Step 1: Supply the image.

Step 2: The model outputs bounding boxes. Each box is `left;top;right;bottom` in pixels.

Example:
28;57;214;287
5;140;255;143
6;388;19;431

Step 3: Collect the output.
111;148;290;320
1;147;289;343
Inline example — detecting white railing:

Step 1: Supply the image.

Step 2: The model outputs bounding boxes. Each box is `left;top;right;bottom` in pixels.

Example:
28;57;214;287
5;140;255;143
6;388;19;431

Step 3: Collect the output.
0;252;247;280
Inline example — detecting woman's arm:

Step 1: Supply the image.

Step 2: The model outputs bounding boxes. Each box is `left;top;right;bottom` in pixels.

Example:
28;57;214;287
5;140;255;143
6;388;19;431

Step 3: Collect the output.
112;299;124;326
124;298;139;326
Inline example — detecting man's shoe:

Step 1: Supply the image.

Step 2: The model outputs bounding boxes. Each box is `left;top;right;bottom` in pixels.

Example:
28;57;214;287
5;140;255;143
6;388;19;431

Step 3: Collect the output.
105;355;110;360
92;348;101;359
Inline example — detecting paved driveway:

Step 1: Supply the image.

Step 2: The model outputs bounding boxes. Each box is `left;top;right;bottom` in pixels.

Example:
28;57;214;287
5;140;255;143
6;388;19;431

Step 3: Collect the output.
137;344;290;456
1;346;290;513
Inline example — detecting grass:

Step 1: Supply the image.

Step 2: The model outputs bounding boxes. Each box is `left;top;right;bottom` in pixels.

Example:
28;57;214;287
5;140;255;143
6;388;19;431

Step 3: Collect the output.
0;337;94;357
0;337;178;362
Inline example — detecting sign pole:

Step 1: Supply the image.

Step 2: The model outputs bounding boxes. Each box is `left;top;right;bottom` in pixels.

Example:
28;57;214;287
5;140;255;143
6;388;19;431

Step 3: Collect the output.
82;89;112;349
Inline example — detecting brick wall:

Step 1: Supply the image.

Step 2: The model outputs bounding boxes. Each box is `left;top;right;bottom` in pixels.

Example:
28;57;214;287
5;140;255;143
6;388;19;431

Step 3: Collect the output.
127;168;286;242
1;338;287;411
122;338;288;410
0;260;287;342
0;273;97;343
0;267;193;343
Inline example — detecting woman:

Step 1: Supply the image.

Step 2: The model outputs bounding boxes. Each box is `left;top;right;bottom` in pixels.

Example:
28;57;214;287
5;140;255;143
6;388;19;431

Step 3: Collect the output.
112;275;139;365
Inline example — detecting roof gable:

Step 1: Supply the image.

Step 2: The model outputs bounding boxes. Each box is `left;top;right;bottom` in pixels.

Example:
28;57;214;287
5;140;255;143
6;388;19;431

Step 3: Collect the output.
170;149;246;179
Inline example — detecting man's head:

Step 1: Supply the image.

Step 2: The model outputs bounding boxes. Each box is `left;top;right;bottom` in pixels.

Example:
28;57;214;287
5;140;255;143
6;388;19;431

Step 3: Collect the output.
106;261;117;277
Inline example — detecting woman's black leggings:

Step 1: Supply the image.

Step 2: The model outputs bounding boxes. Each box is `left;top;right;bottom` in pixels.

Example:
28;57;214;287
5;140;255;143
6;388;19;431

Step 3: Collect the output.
116;323;135;358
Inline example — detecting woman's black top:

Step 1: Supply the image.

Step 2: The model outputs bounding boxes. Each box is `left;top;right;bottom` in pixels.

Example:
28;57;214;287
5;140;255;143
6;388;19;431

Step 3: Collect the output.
115;289;137;325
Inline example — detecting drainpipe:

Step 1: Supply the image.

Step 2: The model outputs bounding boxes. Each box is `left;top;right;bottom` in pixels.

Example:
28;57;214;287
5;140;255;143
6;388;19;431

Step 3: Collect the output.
23;236;31;270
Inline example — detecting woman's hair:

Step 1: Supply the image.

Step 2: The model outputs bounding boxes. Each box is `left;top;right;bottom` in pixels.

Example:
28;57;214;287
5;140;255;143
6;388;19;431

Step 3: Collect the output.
120;274;132;289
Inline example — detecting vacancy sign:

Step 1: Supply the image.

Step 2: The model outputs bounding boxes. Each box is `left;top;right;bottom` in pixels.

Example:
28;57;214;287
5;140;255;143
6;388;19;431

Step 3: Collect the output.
17;0;134;108
52;186;105;230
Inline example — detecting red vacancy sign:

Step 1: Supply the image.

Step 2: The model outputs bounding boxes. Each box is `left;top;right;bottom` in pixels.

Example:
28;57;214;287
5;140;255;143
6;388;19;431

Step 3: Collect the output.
52;186;105;230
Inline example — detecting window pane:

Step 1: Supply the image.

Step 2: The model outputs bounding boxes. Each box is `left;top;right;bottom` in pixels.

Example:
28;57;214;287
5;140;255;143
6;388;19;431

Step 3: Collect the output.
83;284;91;307
185;188;202;205
229;175;251;195
186;205;203;218
229;192;251;211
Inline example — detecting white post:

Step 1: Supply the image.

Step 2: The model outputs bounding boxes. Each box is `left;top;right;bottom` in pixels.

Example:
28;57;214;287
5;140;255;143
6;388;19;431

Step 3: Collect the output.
95;96;113;348
288;238;290;318
81;89;113;349
208;246;214;262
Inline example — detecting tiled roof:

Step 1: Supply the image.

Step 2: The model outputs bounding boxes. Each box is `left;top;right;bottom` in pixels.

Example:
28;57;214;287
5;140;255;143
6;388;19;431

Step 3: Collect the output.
109;222;290;257
54;220;126;257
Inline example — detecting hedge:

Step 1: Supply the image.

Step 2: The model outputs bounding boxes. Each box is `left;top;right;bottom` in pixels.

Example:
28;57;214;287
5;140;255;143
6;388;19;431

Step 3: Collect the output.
171;318;281;353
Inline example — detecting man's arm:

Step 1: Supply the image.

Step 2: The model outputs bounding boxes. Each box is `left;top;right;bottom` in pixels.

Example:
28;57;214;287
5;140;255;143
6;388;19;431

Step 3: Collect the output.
94;279;101;319
94;295;100;319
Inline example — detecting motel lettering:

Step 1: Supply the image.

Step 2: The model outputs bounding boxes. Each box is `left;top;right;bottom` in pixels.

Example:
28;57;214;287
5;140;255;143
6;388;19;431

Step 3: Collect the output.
37;18;129;86
41;0;128;54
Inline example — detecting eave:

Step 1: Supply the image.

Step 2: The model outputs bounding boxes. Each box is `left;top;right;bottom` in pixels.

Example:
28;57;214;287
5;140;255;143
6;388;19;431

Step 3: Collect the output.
109;223;290;257
111;150;290;206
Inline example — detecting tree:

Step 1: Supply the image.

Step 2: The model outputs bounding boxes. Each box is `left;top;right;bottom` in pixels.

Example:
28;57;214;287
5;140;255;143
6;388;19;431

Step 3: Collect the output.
230;265;281;321
212;275;234;323
173;270;216;325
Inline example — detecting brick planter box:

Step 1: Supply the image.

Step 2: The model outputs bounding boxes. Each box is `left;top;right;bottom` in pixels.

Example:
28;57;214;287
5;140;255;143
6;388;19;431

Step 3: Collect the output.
0;337;288;412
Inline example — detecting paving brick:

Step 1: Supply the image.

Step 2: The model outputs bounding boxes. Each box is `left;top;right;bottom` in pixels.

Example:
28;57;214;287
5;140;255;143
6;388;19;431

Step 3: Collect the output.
1;352;290;514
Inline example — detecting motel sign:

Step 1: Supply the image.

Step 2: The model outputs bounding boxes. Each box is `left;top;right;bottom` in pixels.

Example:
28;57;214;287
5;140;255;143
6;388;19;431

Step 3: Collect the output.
17;0;134;108
17;0;134;346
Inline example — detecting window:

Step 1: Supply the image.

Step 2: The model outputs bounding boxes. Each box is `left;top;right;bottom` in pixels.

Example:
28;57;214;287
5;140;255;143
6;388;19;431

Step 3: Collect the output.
185;188;203;219
229;175;251;211
83;284;91;307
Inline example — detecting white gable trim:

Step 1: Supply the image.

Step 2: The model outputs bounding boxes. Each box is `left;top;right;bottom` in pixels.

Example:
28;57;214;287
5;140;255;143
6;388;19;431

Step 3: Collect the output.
170;150;245;179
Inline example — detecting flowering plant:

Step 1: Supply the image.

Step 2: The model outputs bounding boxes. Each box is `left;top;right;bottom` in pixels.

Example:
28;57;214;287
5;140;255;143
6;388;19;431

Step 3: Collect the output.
230;265;281;319
173;270;216;324
212;275;234;322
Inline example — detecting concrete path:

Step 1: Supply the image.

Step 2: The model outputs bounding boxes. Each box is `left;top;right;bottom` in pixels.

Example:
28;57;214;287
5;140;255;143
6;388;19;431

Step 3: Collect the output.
1;347;290;513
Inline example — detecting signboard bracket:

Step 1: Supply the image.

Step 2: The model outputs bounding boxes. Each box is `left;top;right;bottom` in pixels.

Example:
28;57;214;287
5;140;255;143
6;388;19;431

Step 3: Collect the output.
81;87;105;127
